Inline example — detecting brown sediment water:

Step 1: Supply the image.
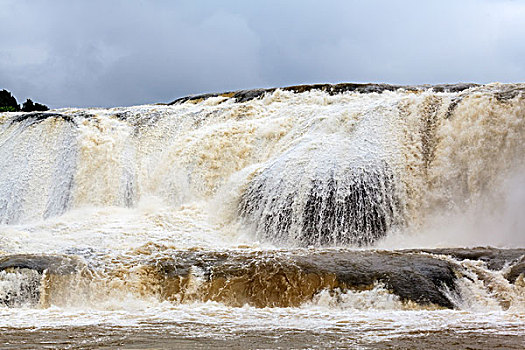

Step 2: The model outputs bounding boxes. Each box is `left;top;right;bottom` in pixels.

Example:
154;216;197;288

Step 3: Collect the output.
0;83;524;348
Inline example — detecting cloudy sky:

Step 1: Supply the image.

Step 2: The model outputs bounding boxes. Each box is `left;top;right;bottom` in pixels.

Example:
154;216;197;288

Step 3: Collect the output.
1;0;524;108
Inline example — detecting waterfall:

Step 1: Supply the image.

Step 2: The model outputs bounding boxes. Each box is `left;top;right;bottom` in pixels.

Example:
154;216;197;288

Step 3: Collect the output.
1;83;524;246
1;83;524;348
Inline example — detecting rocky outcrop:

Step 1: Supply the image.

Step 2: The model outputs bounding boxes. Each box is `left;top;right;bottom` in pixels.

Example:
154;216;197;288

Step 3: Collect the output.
0;255;81;307
167;83;479;105
10;112;73;126
405;247;525;270
239;161;401;247
0;254;80;274
154;249;458;308
1;248;522;309
506;255;525;283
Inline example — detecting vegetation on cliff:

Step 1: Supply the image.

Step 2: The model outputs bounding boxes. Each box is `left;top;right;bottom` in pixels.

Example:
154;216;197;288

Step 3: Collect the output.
0;89;48;112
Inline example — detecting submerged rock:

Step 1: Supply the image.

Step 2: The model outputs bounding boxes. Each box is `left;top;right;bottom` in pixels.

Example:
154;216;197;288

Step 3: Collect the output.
506;255;525;283
0;254;80;274
238;127;403;247
239;163;401;246
145;247;525;309
0;255;81;307
1;248;523;309
406;247;525;270
153;249;458;308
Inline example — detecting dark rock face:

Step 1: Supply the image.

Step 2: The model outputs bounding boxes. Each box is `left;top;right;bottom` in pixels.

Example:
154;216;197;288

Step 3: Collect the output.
494;86;525;101
143;247;525;308
0;255;80;307
167;83;480;105
153;249;457;308
406;247;525;271
0;255;80;275
295;250;458;308
0;268;41;307
444;84;525;118
9;112;75;128
302;167;399;246
239;156;402;247
506;255;525;283
0;248;523;309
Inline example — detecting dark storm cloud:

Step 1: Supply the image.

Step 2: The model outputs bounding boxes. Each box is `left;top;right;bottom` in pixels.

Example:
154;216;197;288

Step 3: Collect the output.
0;0;524;108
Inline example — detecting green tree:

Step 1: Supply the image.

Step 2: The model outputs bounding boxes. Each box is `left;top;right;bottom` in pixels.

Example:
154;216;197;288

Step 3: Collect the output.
21;98;35;112
33;102;49;111
22;98;49;112
0;89;20;112
0;90;49;112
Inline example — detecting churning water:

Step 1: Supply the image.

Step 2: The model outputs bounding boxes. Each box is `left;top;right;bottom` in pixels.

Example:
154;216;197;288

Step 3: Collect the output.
0;83;524;349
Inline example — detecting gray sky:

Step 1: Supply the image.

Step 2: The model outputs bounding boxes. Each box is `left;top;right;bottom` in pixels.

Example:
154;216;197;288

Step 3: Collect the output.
1;0;524;108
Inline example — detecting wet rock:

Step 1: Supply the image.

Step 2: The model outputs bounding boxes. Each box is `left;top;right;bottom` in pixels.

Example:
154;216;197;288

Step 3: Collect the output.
0;254;80;275
425;83;478;93
0;268;41;307
0;255;81;307
295;250;457;308
150;248;525;309
232;88;270;103
405;247;525;271
239;159;401;247
505;255;525;283
1;248;522;309
10;112;74;126
152;249;457;308
167;83;479;105
494;85;525;101
444;96;463;119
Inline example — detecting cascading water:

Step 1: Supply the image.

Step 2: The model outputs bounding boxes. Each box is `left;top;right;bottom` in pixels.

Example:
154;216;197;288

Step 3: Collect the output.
0;83;524;348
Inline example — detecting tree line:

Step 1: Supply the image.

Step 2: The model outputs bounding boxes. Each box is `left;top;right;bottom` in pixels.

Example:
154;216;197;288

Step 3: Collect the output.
0;89;49;112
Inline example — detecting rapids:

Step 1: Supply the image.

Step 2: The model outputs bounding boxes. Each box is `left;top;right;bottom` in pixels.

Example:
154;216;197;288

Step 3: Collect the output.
0;83;524;348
